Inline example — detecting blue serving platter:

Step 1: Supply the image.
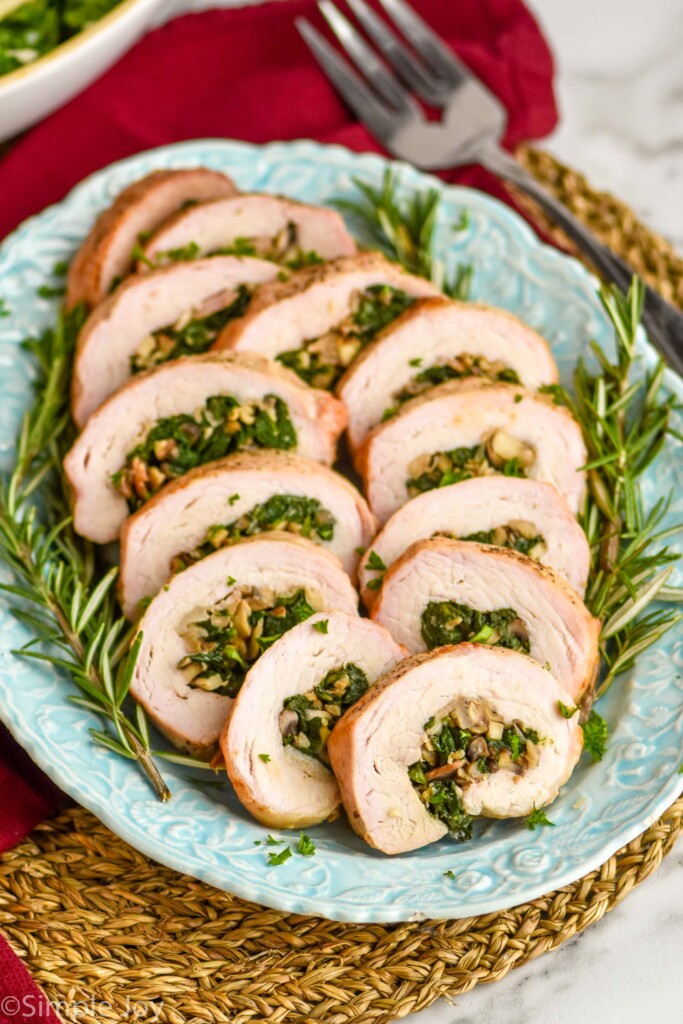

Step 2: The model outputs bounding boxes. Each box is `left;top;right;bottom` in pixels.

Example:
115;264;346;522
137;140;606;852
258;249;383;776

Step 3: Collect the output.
0;139;681;922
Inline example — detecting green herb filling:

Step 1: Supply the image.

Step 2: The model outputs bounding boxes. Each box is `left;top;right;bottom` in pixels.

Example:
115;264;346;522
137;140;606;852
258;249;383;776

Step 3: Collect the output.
280;663;369;766
383;356;520;419
447;521;545;558
406;431;535;497
179;588;316;698
409;704;543;841
130;286;251;373
172;495;336;572
112;394;296;512
421;600;530;653
151;221;323;271
277;284;415;390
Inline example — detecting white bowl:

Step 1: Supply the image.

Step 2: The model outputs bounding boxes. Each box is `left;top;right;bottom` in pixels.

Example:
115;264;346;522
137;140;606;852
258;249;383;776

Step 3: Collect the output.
0;0;183;141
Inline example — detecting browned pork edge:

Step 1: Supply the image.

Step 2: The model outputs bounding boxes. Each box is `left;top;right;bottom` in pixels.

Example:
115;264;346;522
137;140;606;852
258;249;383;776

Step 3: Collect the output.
65;168;237;309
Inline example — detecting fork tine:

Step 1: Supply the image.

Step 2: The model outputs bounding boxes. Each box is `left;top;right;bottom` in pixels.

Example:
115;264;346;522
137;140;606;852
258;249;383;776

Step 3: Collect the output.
345;0;446;106
318;1;415;113
376;0;473;86
296;18;400;142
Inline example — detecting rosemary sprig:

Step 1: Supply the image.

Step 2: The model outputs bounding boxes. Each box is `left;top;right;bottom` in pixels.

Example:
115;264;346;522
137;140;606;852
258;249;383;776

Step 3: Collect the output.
335;169;473;299
0;306;171;800
556;278;682;696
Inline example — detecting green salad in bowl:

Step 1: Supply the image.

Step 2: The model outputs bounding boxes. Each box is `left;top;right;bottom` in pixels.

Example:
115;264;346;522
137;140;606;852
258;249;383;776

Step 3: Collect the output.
0;0;123;77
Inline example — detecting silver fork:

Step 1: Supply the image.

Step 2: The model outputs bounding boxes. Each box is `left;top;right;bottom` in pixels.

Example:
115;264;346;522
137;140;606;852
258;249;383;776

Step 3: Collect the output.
297;0;683;375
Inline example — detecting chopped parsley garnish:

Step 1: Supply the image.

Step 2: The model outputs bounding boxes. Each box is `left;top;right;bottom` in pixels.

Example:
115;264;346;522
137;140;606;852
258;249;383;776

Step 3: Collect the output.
443;869;455;879
267;847;292;866
297;833;316;856
558;701;579;719
312;620;329;634
581;710;608;761
526;805;555;830
258;753;271;763
365;550;387;592
37;284;66;299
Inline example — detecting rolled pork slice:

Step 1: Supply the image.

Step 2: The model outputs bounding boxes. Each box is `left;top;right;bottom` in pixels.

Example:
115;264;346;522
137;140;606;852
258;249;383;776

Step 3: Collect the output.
212;253;441;389
327;644;583;854
71;256;280;427
338;297;559;453
119;450;377;619
63;352;348;544
223;612;406;828
360;378;587;524
371;537;600;701
359;477;589;609
130;534;359;757
142;193;357;266
66;168;238;309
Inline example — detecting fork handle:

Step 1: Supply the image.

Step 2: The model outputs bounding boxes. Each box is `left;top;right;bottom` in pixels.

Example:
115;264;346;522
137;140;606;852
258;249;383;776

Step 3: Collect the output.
480;145;683;376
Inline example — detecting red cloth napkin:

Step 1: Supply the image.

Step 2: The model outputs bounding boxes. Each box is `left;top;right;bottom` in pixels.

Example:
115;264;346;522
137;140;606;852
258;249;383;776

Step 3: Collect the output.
0;0;556;241
0;0;556;1011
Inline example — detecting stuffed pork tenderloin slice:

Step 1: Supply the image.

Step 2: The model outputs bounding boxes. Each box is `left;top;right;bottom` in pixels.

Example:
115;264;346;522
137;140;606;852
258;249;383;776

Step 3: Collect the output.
71;256;280;428
119;450;377;619
338;296;559;455
130;534;359;758
141;193;357;268
63;352;347;544
360;378;587;524
327;644;583;855
223;612;406;828
370;537;600;702
211;252;441;390
66;168;238;309
359;476;589;609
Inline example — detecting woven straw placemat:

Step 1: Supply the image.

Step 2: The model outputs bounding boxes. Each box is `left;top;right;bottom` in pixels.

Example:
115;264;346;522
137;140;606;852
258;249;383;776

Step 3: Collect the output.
1;149;682;1024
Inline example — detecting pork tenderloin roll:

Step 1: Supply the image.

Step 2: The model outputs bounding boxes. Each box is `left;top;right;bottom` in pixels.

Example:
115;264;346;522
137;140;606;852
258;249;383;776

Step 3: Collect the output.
66;168;237;309
359;477;589;608
223;612;406;828
63;352;347;544
338;297;559;453
371;537;600;701
119;450;377;619
130;534;359;757
72;256;280;427
142;193;357;267
327;644;583;854
360;378;587;523
212;253;441;390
